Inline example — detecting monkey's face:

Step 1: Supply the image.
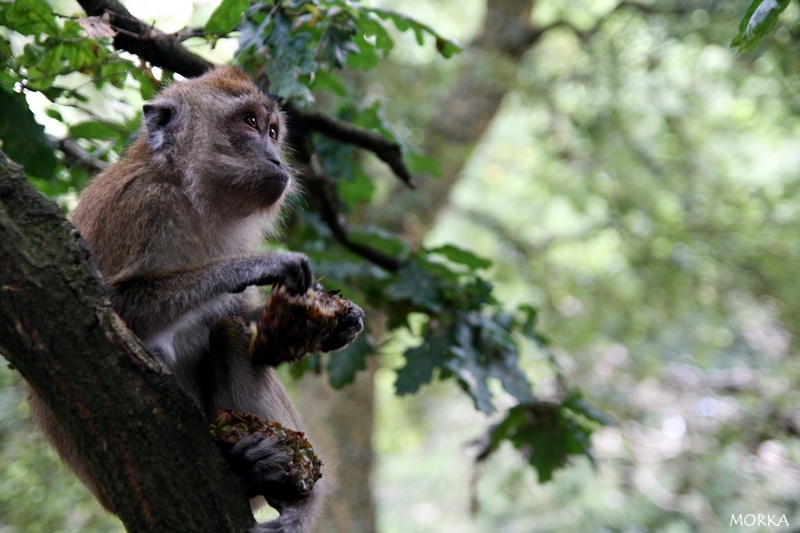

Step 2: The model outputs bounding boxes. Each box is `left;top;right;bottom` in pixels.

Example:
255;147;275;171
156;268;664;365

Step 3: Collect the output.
205;97;293;212
142;67;294;219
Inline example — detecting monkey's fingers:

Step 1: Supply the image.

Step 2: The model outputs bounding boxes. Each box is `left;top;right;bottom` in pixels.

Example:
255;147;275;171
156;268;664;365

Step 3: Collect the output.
249;283;363;365
320;302;364;352
210;409;322;499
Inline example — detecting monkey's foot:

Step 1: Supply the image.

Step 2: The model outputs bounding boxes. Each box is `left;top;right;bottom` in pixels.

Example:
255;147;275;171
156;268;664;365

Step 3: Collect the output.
210;409;322;499
249;283;364;366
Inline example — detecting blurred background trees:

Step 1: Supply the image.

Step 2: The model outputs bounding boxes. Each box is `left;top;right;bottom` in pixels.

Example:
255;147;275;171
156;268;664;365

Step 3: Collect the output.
1;1;799;532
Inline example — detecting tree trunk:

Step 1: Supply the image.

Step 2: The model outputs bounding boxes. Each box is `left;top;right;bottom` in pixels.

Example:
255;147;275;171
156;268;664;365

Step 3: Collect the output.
302;0;540;530
0;152;254;532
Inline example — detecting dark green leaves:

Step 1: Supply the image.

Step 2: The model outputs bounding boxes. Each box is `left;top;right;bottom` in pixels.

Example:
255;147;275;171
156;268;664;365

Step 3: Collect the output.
395;306;536;414
4;0;59;36
0;89;56;178
428;244;492;271
480;393;610;482
205;0;251;35
731;0;790;52
69;121;122;141
327;336;371;389
364;8;460;59
236;1;460;105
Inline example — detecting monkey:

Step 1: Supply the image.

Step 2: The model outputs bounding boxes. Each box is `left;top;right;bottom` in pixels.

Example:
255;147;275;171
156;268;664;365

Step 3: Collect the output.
26;66;363;532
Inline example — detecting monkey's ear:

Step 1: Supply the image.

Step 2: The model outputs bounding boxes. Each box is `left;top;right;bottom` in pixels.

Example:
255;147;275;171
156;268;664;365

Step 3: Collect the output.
142;99;184;152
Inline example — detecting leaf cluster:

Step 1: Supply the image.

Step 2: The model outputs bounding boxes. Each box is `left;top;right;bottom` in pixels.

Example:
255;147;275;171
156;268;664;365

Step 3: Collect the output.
478;393;612;483
0;0;157;194
227;0;459;105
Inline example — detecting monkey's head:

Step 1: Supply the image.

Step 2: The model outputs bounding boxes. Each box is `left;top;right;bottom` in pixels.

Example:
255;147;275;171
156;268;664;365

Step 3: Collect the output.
140;66;292;219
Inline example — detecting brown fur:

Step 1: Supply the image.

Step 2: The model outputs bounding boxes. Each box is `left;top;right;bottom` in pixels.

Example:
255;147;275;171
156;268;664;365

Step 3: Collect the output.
28;67;330;532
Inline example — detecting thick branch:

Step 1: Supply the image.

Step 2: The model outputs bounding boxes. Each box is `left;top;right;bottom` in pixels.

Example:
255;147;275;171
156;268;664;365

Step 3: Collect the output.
77;0;213;77
0;152;253;532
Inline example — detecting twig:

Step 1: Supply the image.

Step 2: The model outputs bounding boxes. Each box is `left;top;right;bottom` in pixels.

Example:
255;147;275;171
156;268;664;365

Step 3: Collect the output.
52;136;108;173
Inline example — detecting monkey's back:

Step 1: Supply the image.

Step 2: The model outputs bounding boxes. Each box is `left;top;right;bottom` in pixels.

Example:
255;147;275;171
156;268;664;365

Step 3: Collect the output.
72;142;196;279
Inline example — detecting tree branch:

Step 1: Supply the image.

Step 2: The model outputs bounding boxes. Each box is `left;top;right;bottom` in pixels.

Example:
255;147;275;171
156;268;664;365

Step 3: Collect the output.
289;124;404;272
524;0;692;45
291;106;416;189
0;152;253;532
77;0;213;77
51;136;108;173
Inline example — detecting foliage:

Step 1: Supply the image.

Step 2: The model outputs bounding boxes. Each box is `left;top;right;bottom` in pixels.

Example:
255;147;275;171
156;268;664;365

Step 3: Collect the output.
479;393;611;483
731;0;791;51
234;0;459;105
0;0;602;527
378;1;799;530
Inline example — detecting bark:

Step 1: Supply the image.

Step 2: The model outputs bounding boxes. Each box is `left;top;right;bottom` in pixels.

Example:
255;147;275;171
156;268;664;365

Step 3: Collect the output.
0;152;253;532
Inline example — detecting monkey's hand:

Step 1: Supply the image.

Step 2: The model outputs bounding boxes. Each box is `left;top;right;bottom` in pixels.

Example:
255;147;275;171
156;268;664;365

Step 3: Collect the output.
211;410;322;500
234;252;312;295
320;297;364;352
250;283;364;366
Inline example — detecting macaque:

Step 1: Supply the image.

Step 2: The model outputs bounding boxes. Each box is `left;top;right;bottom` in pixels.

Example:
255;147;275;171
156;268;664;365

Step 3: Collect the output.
27;66;362;532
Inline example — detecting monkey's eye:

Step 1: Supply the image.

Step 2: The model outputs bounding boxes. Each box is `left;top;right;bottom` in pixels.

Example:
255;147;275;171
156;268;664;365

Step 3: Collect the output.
243;114;258;130
268;124;279;141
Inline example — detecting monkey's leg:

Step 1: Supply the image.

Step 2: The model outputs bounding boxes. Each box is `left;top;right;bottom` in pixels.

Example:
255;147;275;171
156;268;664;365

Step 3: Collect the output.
207;317;327;533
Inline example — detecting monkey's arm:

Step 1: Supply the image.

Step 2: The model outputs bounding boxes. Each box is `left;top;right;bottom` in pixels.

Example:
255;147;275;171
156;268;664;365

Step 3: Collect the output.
109;253;311;336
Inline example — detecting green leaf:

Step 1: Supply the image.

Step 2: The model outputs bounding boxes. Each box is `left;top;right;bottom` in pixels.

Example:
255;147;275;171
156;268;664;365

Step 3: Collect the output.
309;69;348;96
205;0;250;34
347;34;380;70
69;121;121;141
40;42;64;74
317;23;359;69
327;336;371;389
0;88;57;178
731;0;790;52
350;11;394;59
395;327;450;395
0;38;14;62
404;149;440;176
131;68;159;101
489;403;591;483
62;40;102;72
6;0;59;36
365;8;461;58
348;227;409;259
481;313;534;404
448;322;495;413
337;166;375;208
427;244;493;271
99;60;132;89
386;260;445;312
563;392;615;427
45;108;63;122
